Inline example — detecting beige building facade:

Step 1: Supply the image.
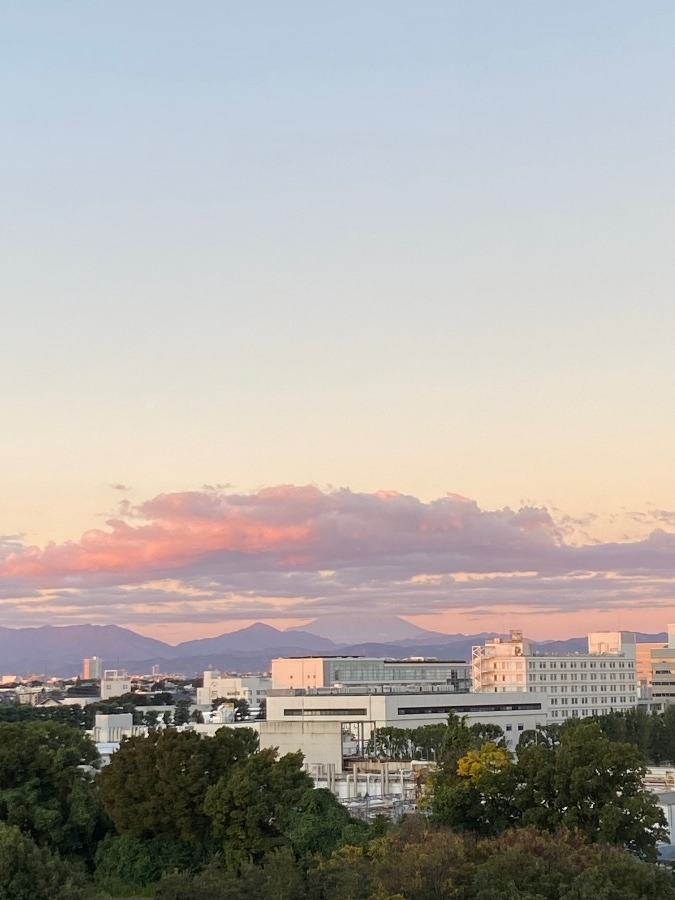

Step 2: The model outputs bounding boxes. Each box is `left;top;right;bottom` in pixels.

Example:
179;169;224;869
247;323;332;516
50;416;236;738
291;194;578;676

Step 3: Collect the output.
197;671;271;708
651;626;675;705
472;630;638;721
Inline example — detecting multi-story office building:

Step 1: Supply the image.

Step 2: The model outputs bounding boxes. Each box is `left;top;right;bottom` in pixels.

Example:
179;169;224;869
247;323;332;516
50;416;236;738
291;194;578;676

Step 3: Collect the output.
636;642;666;697
472;630;638;720
271;656;471;693
82;656;103;680
651;626;675;705
197;672;271;708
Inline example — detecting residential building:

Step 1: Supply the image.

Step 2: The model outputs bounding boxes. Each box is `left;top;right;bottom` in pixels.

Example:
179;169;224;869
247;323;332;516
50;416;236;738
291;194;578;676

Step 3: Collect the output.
271;656;470;692
472;630;638;720
196;672;271;708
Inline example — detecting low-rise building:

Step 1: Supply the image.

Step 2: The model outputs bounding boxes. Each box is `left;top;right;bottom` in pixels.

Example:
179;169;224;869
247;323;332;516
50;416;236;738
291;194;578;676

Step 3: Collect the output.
197;672;271;708
100;670;132;701
265;686;547;751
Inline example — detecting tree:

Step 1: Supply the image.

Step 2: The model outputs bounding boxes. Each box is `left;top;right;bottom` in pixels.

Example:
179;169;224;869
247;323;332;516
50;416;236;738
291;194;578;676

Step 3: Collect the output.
94;832;204;891
410;723;447;760
438;713;476;774
510;723;668;859
204;748;314;866
97;726;258;844
369;726;413;759
456;744;512;780
469;722;506;747
283;788;367;857
310;844;374;900
173;698;191;725
0;821;87;900
370;817;474;900
432;736;515;836
471;827;675;900
155;848;309;900
0;721;104;860
516;723;561;751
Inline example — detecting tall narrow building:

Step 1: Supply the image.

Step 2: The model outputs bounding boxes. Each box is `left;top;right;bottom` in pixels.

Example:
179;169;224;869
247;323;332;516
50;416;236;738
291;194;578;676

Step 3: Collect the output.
82;656;103;679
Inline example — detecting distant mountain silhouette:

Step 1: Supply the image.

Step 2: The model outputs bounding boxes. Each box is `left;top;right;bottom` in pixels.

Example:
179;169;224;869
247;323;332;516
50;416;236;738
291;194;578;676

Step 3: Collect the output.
172;623;336;656
0;624;171;676
0;622;666;678
287;614;440;644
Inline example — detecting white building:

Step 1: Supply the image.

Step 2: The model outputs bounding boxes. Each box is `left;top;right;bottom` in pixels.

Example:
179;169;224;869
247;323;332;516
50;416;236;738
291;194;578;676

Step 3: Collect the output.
271;656;471;693
472;630;638;721
90;713;148;765
100;670;132;701
265;687;548;751
197;671;271;708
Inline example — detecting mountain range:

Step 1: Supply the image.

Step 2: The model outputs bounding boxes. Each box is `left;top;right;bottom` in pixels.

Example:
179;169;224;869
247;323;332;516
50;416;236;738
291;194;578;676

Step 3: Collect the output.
0;616;667;678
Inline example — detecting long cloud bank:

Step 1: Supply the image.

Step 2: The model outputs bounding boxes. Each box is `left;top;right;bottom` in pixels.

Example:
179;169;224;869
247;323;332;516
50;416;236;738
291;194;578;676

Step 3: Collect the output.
1;485;674;628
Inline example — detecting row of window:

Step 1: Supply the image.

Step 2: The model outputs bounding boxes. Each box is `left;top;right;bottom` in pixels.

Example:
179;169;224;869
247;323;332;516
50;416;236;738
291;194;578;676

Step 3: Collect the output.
549;695;634;705
527;660;633;670
527;685;632;694
529;672;632;682
282;702;545;717
284;708;368;717
397;702;542;715
532;684;635;703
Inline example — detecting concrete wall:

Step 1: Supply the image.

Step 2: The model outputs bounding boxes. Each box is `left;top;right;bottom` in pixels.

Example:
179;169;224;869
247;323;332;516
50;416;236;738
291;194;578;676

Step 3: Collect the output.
266;690;549;751
259;719;345;773
271;658;326;690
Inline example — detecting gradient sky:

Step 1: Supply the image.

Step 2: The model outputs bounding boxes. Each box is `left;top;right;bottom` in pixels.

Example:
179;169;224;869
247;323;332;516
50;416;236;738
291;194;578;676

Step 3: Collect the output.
2;2;675;642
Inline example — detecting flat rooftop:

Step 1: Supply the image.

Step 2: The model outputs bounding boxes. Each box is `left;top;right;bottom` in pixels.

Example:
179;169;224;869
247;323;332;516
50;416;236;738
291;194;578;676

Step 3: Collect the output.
275;655;466;663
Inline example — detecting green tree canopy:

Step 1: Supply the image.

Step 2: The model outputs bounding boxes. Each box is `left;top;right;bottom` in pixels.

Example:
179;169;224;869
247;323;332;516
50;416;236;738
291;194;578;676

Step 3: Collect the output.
204;748;314;866
0;821;87;900
512;723;668;859
0;721;103;860
472;826;675;900
97;725;258;844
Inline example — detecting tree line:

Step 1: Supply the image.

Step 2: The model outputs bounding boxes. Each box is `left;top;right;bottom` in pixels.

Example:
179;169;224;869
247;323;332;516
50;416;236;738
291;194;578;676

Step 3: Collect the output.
0;709;674;898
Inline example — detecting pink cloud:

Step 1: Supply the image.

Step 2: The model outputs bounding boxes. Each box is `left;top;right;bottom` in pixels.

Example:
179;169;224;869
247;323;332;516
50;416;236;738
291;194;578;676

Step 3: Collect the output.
0;487;563;585
1;486;675;629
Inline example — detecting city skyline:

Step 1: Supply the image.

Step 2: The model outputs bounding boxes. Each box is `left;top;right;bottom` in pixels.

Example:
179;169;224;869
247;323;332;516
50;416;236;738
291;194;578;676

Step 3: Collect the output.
2;3;675;642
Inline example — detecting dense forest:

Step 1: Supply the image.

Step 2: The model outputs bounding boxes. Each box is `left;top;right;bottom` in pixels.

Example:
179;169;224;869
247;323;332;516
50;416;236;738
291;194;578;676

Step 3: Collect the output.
0;705;675;898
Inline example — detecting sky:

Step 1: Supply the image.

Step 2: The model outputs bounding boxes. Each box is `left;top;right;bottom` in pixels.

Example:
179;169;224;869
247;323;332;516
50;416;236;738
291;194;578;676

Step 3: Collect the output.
1;2;675;643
